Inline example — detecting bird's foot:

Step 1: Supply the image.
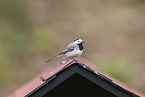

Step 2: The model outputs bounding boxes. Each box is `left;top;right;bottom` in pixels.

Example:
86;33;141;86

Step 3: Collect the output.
70;57;79;62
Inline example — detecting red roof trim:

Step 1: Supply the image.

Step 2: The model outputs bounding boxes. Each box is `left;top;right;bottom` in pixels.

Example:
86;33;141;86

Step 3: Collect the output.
8;57;145;97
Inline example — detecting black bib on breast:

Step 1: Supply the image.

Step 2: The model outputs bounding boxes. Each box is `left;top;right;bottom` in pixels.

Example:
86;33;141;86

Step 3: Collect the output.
78;43;83;51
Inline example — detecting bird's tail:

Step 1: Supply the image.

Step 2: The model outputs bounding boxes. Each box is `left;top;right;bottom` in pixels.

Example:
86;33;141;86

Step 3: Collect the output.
46;54;62;62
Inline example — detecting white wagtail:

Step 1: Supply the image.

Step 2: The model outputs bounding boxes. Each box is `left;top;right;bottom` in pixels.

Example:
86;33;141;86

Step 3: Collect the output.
46;39;85;62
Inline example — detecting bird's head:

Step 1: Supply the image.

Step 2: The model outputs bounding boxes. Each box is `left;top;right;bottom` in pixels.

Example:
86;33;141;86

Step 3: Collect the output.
74;39;85;44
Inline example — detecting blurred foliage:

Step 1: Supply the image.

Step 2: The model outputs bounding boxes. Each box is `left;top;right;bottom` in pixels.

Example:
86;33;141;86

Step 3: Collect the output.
122;0;145;11
128;0;145;6
0;0;29;85
0;30;27;56
99;60;129;82
0;45;14;83
31;28;57;52
0;0;32;95
0;0;31;31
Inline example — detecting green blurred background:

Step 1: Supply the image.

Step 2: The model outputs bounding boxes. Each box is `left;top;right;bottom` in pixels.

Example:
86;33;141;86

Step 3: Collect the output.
0;0;145;96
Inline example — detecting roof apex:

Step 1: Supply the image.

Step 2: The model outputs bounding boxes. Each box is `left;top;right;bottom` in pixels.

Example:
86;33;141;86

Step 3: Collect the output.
8;57;144;97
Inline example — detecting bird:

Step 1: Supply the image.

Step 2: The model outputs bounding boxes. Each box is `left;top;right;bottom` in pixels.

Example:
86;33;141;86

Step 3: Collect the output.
46;39;85;62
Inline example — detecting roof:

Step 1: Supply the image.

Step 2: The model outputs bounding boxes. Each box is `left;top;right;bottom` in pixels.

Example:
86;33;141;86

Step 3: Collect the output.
8;57;145;97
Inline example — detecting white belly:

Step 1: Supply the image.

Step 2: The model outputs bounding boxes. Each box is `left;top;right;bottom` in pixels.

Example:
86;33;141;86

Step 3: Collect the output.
65;50;83;57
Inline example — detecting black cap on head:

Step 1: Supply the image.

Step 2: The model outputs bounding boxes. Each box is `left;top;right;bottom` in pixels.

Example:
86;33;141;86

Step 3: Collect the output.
74;39;80;42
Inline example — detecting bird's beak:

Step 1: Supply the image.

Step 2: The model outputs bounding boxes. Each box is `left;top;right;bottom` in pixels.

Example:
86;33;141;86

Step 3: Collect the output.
82;41;85;43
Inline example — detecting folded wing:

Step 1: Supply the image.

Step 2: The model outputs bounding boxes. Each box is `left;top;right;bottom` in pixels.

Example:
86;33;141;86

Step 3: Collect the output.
59;42;77;55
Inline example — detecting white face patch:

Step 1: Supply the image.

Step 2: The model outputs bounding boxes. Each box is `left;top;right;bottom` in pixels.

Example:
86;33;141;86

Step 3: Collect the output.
74;39;83;44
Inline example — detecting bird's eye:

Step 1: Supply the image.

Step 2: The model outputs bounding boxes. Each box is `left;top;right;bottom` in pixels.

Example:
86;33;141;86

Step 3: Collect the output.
78;41;80;42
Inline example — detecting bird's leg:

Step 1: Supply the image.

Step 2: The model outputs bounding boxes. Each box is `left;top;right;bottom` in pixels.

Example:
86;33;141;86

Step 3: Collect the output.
72;57;78;61
70;57;78;62
70;57;74;62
